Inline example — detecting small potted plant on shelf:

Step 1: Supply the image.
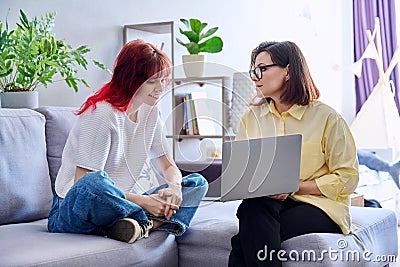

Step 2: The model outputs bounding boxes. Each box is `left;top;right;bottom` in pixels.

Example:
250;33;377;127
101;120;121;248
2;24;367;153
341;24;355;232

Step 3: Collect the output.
0;9;109;108
176;18;223;77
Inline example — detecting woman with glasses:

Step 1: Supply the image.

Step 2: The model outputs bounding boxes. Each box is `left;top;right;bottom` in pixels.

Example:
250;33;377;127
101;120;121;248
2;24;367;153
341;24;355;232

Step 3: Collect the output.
47;40;208;244
229;41;358;266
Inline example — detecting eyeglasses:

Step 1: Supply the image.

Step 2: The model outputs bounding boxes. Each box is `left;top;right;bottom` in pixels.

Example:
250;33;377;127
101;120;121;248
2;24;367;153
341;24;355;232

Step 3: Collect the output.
249;64;278;80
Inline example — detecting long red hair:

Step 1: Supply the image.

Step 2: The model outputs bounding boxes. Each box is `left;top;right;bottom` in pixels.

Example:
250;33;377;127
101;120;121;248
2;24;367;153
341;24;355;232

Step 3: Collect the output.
77;40;171;115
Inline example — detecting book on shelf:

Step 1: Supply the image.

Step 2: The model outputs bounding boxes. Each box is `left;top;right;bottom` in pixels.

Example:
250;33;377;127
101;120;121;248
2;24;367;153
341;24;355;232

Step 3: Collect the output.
182;94;190;135
182;93;199;135
191;91;219;136
180;91;219;136
187;93;199;135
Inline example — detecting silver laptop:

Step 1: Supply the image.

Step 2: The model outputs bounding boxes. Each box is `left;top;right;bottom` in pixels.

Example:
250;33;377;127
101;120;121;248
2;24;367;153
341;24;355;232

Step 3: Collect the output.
219;134;302;202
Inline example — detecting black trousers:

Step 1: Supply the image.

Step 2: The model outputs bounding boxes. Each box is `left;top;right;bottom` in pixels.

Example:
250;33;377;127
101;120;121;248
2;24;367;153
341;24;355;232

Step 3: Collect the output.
228;197;342;267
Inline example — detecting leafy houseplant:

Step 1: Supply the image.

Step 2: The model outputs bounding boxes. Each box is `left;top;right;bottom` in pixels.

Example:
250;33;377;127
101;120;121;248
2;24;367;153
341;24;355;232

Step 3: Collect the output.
176;18;223;77
0;10;109;107
176;18;223;55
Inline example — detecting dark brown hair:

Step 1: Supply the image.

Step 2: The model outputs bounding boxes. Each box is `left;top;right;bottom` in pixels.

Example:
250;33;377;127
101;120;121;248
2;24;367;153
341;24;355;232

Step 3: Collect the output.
251;41;319;105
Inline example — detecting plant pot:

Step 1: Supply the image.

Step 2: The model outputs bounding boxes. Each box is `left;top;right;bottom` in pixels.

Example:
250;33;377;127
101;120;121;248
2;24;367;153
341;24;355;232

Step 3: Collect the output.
182;55;205;78
0;91;39;109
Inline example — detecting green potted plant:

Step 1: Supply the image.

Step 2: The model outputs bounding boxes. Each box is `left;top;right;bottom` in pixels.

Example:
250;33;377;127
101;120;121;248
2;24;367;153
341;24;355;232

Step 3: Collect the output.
176;18;223;77
0;9;109;108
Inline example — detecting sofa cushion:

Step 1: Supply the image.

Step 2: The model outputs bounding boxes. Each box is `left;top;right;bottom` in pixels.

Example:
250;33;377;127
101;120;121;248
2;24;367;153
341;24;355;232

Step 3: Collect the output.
0;219;178;267
177;201;397;267
36;106;78;193
0;108;53;225
176;201;240;267
280;207;398;266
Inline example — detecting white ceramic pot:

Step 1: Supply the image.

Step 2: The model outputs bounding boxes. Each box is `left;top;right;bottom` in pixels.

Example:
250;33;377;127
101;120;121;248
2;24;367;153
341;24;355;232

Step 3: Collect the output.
0;91;39;109
182;54;205;78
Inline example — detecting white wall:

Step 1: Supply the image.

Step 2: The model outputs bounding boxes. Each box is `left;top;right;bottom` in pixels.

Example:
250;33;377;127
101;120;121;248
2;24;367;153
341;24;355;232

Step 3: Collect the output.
0;0;356;121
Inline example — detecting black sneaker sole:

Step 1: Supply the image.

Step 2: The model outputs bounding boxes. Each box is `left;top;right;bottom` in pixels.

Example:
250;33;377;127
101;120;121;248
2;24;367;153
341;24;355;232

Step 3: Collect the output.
107;218;140;244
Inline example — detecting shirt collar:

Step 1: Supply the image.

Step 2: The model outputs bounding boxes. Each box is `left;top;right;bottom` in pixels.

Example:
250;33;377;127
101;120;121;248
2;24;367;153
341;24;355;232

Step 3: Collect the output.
260;101;307;120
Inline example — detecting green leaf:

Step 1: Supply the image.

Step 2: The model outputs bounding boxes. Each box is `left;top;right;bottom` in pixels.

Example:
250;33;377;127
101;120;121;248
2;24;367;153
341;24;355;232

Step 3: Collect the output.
180;18;189;29
92;59;112;74
177;39;200;54
199;36;223;53
16;23;24;30
200;27;218;41
176;38;186;47
68;77;78;92
4;54;15;60
38;67;56;84
30;24;34;41
77;45;90;54
17;66;33;77
40;38;52;54
5;60;12;69
19;10;29;29
199;23;207;33
189;18;202;34
0;68;12;77
185;42;199;54
179;29;199;43
45;59;58;67
80;78;90;88
65;77;72;88
26;66;36;76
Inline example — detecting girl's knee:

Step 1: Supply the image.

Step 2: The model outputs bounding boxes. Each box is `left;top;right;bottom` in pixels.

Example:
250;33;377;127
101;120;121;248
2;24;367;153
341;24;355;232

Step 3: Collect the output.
75;171;123;198
182;173;209;198
182;173;208;188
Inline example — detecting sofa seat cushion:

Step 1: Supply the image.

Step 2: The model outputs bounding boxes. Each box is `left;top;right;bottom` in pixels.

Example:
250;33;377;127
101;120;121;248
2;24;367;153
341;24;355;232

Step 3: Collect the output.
176;201;240;267
177;201;397;267
281;207;398;266
0;108;53;225
0;219;178;267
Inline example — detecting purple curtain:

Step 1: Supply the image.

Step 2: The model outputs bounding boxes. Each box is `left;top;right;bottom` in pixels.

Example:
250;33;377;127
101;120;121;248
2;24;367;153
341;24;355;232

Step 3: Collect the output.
353;0;399;113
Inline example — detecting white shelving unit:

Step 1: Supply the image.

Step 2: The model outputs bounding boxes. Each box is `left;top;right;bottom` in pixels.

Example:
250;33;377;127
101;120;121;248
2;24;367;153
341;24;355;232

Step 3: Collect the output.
168;76;230;161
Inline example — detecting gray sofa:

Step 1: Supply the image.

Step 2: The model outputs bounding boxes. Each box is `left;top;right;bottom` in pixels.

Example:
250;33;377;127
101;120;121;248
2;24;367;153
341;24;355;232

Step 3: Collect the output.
0;106;398;267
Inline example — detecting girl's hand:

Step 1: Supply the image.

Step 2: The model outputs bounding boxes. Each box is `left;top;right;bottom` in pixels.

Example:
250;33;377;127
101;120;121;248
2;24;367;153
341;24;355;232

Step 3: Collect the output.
141;194;179;219
158;183;182;220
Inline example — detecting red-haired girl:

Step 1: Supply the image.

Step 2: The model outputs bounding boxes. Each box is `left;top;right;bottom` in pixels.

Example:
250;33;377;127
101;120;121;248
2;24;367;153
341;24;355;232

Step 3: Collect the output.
48;40;208;243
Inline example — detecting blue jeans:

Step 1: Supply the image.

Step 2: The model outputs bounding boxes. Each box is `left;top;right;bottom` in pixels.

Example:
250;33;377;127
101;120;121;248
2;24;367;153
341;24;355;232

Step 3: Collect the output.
357;149;390;172
47;171;208;236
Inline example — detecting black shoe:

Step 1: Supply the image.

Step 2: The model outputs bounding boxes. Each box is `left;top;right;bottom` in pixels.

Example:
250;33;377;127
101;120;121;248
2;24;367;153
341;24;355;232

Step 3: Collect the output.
107;218;153;244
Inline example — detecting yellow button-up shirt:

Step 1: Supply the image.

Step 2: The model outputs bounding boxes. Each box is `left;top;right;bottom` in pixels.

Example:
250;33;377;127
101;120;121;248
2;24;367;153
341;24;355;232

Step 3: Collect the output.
236;100;359;234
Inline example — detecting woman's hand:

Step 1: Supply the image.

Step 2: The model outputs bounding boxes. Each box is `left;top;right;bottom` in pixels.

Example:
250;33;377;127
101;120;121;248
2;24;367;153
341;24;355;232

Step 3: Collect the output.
140;194;179;220
158;183;182;219
267;193;290;201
